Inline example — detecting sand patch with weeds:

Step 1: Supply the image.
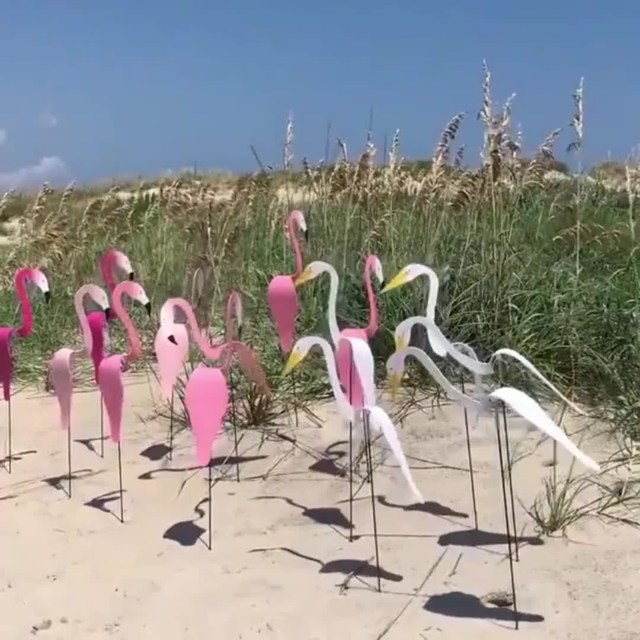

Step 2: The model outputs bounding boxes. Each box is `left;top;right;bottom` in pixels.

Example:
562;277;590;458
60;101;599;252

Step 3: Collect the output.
0;376;638;639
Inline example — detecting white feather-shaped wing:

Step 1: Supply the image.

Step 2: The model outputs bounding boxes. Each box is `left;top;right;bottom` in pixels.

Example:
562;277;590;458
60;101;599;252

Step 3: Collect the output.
365;404;425;503
342;336;377;407
488;387;599;472
491;348;586;416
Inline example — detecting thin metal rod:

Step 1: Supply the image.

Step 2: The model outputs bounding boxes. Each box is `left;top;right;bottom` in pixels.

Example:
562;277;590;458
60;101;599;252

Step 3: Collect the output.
460;374;478;529
229;366;240;483
208;460;213;551
168;389;174;461
291;367;300;430
67;416;72;499
502;404;519;561
99;396;105;458
348;351;354;542
117;441;124;523
363;411;381;593
7;397;12;474
494;407;519;629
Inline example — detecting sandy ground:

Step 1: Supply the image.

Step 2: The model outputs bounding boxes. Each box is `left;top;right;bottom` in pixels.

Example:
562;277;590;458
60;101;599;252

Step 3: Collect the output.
0;374;639;640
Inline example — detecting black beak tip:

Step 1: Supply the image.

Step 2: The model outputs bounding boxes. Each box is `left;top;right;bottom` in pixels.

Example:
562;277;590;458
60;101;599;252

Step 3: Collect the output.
104;307;112;320
237;325;243;339
379;278;386;288
304;229;309;242
129;272;135;281
168;334;178;345
145;302;152;316
44;291;51;303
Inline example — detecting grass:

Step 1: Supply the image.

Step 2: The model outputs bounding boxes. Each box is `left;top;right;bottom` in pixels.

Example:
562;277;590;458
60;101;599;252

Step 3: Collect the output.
0;62;640;449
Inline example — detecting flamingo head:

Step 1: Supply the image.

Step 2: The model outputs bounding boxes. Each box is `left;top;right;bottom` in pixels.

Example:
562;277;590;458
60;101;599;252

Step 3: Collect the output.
366;255;385;288
381;263;435;294
107;249;135;281
393;317;413;354
385;349;408;401
26;268;51;303
293;260;331;287
117;281;151;316
282;335;319;376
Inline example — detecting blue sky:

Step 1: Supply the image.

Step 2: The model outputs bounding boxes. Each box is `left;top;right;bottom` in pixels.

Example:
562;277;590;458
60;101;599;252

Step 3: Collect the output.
0;1;636;188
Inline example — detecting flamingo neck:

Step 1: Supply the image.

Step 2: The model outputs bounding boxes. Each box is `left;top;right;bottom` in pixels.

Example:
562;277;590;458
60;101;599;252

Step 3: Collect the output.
363;258;379;339
113;284;142;363
224;292;241;343
168;298;224;361
14;268;34;338
287;212;304;277
100;250;118;294
74;285;94;356
422;269;439;320
314;337;354;421
323;266;341;347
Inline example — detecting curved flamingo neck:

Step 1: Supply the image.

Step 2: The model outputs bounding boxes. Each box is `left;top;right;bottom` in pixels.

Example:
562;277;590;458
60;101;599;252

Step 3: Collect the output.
323;265;341;347
166;297;224;361
14;268;34;338
100;250;118;294
112;282;142;362
224;291;241;343
313;338;353;420
74;285;94;356
363;257;379;339
287;212;304;277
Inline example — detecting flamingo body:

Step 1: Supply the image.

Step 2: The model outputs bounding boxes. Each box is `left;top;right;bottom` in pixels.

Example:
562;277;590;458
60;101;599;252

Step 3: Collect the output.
87;311;108;382
98;355;125;443
267;275;299;354
184;364;229;467
0;327;14;401
336;327;367;408
154;322;189;400
49;348;75;430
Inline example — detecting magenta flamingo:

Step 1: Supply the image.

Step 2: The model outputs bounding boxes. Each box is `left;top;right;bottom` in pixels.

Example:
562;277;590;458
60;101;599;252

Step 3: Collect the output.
48;284;110;496
266;210;308;354
97;280;150;522
0;267;51;472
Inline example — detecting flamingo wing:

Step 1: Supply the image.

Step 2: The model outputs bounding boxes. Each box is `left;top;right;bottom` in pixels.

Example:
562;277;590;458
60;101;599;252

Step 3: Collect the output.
184;364;230;467
267;275;299;354
154;323;189;400
87;311;107;383
366;405;425;503
226;341;271;397
49;347;75;430
98;355;125;443
0;327;14;402
488;387;600;472
335;328;368;409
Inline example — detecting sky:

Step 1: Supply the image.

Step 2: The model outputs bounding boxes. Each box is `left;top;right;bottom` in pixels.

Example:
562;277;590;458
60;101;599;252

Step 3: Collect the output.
0;0;637;189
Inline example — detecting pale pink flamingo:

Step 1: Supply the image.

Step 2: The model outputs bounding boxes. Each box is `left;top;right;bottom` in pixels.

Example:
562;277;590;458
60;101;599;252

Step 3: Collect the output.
48;284;110;497
0;267;51;472
87;249;135;457
98;280;151;522
266;210;308;354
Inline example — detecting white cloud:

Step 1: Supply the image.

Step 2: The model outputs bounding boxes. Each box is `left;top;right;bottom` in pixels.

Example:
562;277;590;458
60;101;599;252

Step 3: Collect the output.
0;129;7;146
37;111;58;128
0;156;69;191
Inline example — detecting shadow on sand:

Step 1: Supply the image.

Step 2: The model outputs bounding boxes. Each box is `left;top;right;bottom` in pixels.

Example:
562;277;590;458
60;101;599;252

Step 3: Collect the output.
163;497;208;547
253;495;352;530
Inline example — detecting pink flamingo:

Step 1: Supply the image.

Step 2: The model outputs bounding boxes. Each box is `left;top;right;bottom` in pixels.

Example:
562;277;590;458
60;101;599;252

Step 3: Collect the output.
48;284;110;497
98;280;151;522
266;210;308;354
0;267;51;472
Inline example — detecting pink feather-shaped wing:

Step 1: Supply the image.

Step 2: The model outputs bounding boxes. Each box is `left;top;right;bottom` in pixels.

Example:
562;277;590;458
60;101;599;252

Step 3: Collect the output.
49;347;74;430
267;275;299;354
0;327;13;402
335;328;367;409
184;364;229;467
98;355;125;443
87;311;107;383
154;323;189;400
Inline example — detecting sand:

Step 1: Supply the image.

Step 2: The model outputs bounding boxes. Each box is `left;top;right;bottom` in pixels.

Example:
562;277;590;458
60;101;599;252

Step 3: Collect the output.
0;374;639;640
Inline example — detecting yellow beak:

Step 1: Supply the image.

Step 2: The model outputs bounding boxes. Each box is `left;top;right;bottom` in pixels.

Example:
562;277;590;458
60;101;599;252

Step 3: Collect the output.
294;266;314;287
388;372;403;401
394;333;409;352
282;349;304;376
380;270;409;294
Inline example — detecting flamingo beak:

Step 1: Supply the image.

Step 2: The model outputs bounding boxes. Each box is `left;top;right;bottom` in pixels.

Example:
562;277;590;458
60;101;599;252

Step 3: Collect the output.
44;291;51;303
282;349;304;377
380;270;409;294
394;333;409;352
237;324;243;340
167;334;178;345
293;266;314;287
129;272;135;281
144;302;152;316
104;307;112;320
388;372;402;401
304;228;309;242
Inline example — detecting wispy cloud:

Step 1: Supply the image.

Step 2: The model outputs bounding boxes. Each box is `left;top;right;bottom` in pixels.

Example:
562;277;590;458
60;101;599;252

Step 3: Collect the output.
37;111;58;128
0;129;7;146
0;156;69;191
